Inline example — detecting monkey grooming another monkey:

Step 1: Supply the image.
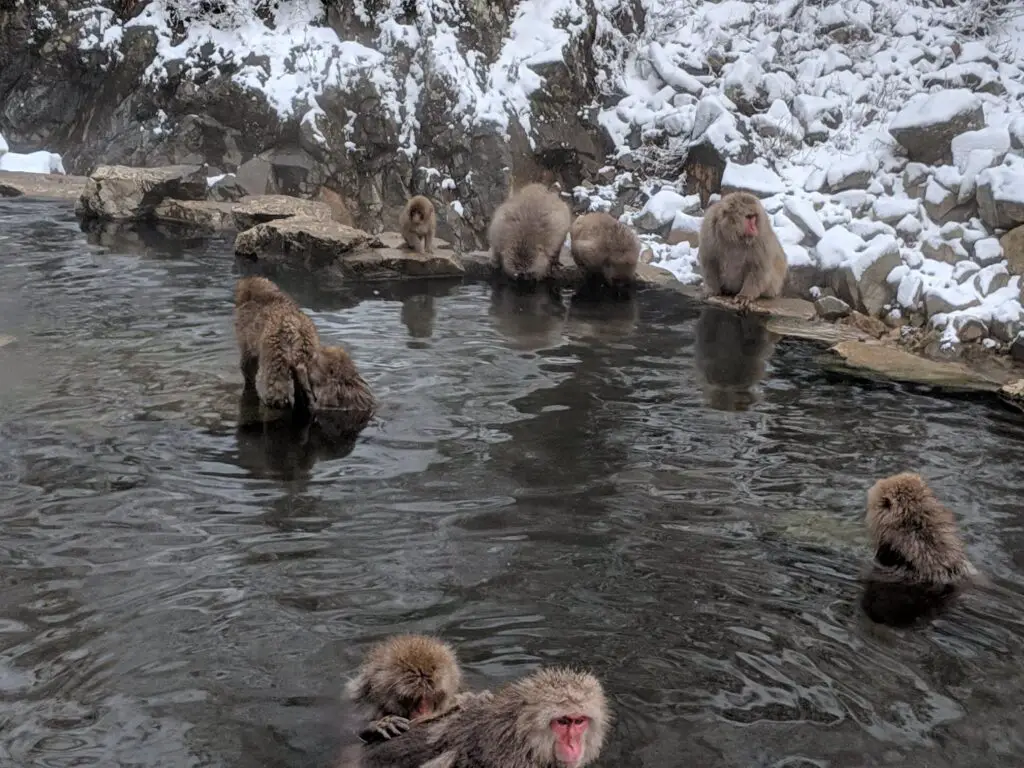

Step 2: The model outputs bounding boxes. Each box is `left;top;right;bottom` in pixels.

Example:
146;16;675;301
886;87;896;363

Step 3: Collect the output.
360;667;609;768
861;472;979;627
233;276;319;413
489;183;572;282
698;192;788;309
570;211;641;287
400;195;437;254
309;345;376;436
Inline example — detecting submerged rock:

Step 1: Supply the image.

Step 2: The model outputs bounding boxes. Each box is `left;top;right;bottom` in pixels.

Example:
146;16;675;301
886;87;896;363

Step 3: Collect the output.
76;164;208;221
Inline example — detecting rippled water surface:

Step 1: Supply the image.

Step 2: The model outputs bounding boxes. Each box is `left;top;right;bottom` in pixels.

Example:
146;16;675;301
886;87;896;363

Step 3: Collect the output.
2;199;1024;768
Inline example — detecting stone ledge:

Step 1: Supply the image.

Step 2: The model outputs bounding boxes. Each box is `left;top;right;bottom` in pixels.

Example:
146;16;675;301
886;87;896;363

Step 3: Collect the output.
0;171;89;200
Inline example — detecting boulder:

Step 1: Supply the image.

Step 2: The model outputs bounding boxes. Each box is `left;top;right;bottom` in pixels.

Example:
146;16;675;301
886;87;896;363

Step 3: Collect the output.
825;152;878;193
815;295;852;320
329;232;465;281
783;197;825;242
977;164;1024;230
720;161;785;198
902;163;930;199
973;236;1004;267
889;89;984;165
0;170;88;200
923;283;981;316
973;263;1010;295
153;199;237;231
833;236;902;316
208;174;250;202
232;195;333;231
952;315;987;342
665;212;702;246
234;217;375;271
1011;335;1024;362
1002;226;1024;276
76;165;209;221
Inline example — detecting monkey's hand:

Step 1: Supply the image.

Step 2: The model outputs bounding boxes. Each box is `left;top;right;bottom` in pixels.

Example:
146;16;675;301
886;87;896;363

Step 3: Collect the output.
735;294;754;313
358;715;411;744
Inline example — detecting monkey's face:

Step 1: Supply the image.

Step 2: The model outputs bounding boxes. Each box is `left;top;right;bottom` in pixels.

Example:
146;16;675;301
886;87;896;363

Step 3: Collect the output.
602;262;635;287
718;193;766;243
550;713;591;766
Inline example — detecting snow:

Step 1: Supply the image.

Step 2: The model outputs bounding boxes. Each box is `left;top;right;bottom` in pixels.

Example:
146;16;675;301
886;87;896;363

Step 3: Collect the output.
721;161;785;196
951;126;1010;171
0;131;7;154
636;189;691;229
0;150;65;174
889;89;981;131
826;152;879;189
977;161;1024;204
783;197;825;240
815;226;865;271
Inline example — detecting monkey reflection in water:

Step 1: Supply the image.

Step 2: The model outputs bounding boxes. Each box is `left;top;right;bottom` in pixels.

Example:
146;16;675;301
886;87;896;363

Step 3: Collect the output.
693;306;777;411
565;281;639;341
489;282;567;351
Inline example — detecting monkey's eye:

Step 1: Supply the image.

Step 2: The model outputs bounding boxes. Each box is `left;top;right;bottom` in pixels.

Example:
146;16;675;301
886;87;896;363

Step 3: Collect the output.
555;716;572;727
745;214;757;221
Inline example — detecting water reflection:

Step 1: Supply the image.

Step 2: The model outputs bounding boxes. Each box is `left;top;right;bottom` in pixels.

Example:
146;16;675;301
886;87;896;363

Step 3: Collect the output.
694;306;778;411
489;282;566;351
565;282;639;341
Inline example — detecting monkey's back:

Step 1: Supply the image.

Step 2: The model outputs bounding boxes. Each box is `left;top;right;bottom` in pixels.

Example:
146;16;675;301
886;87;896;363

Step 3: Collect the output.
489;184;571;275
570;212;640;275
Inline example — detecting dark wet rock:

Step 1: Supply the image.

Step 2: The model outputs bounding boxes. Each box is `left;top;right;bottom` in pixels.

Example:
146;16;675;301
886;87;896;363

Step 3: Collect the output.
75;164;208;221
1010;336;1024;362
0;170;88;200
815;295;852;321
231;195;333;231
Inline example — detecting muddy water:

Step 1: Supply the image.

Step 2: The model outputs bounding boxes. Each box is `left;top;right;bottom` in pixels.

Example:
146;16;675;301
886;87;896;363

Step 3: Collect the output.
2;199;1024;768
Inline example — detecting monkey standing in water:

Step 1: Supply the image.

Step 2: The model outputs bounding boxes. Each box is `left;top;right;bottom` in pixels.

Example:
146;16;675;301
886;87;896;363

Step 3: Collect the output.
400;195;437;255
489;183;572;282
360;667;609;768
233;276;318;413
570;211;641;288
861;472;979;627
698;192;788;309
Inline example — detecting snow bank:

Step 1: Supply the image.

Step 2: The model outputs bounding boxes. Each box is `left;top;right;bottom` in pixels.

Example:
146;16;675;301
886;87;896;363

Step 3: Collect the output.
0;150;65;174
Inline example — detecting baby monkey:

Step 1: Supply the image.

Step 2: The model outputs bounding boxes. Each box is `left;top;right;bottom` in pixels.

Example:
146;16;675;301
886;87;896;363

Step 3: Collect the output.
861;472;979;627
489;183;572;282
698;192;788;309
233;276;319;412
360;667;609;768
570;211;641;288
400;195;437;255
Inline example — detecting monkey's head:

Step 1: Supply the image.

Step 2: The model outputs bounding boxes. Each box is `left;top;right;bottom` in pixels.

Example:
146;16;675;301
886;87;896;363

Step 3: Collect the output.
346;635;462;720
312;345;360;384
514;668;609;767
716;192;768;243
234;275;282;307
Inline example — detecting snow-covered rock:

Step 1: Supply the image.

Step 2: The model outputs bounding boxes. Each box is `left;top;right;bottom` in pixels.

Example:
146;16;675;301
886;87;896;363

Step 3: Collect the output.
0;150;65;174
666;211;702;247
783;197;825;242
634;189;690;235
720;161;785;198
976;161;1024;230
826;152;878;193
888;89;985;165
835;235;902;317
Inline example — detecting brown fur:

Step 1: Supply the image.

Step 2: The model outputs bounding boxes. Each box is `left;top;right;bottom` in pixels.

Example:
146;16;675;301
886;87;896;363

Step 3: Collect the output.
698;192;788;304
569;212;641;286
489;184;571;282
400;196;437;254
316;186;356;226
361;667;609;768
233;276;318;412
309;345;377;434
346;635;464;722
865;472;976;584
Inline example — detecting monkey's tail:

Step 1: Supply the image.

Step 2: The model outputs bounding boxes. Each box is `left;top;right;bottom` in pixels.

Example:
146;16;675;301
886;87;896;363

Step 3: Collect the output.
291;363;317;418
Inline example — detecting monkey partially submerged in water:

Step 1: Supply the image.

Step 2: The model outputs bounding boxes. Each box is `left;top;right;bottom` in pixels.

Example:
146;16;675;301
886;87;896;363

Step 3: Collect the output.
400;195;437;255
489;183;572;282
569;211;641;288
233;276;319;412
310;345;376;435
861;472;979;627
359;667;609;768
698;192;788;309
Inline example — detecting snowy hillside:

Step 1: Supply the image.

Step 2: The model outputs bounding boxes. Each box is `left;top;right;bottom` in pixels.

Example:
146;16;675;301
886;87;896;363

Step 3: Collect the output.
17;0;1024;347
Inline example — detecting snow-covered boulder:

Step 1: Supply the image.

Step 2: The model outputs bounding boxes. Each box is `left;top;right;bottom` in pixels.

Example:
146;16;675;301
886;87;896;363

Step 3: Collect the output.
834;235;902;317
0;150;65;174
976;162;1024;230
783;197;825;242
826;152;879;193
665;212;702;247
76;164;209;221
634;189;689;235
720;161;785;198
888;89;984;165
1002;226;1024;276
923;282;981;316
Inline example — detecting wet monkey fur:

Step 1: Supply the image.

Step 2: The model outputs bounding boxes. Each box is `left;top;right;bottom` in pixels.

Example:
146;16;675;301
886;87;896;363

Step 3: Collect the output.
489;183;572;282
698;192;788;307
359;667;609;768
401;195;437;255
861;472;979;627
309;345;376;435
569;211;641;287
233;276;319;413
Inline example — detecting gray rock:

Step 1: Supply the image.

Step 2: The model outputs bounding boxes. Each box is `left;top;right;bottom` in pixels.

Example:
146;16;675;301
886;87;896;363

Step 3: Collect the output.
234;217;375;270
921;236;961;265
153;199;237;231
889;89;984;165
973;263;1010;295
973;236;1004;266
990;315;1021;343
977;165;1024;230
903;163;930;199
952;315;987;342
232;195;333;231
1011;334;1024;362
923;284;981;316
815;295;852;320
1001;226;1024;276
208;174;250;203
329;232;466;281
76;164;208;221
895;214;923;241
834;236;902;317
234;156;275;197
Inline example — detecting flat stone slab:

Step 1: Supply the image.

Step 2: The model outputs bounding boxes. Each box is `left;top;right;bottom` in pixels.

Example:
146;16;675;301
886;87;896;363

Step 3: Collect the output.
0;171;88;200
154;199;238;231
707;295;818;320
77;164;208;221
1002;379;1024;403
828;340;1003;392
234;217;373;270
333;247;465;281
232;195;333;230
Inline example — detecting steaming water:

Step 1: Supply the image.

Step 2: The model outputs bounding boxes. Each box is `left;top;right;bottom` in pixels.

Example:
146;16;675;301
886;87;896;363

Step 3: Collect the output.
2;199;1024;768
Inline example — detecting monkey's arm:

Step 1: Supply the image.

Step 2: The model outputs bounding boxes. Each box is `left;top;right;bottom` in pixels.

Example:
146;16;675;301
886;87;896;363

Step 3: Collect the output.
359;715;411;743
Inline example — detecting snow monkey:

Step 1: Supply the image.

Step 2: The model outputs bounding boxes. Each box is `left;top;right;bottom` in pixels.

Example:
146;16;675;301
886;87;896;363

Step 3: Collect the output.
489;183;572;282
861;472;979;627
400;195;437;255
309;345;376;435
233;276;318;412
569;211;641;287
359;667;609;768
698;192;788;308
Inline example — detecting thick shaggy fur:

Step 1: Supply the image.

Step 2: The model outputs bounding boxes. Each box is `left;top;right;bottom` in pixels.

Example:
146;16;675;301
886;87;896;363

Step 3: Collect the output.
361;668;609;768
698;192;788;302
400;195;437;254
861;472;978;626
489;184;571;282
346;635;464;722
233;276;318;412
310;345;377;435
569;212;641;286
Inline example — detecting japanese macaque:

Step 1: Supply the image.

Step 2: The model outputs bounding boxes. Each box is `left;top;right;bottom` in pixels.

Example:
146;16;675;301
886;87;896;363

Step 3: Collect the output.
489;183;572;282
694;306;777;411
309;345;376;436
233;276;319;412
400;195;437;255
360;667;609;768
861;472;979;627
569;211;641;287
698;192;788;308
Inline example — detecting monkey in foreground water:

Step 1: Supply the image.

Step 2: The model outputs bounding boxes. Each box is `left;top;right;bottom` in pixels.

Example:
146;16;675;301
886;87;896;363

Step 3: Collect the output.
861;472;979;627
360;667;609;768
309;345;376;435
489;183;572;282
400;195;437;255
570;211;641;287
233;276;319;412
698;192;787;309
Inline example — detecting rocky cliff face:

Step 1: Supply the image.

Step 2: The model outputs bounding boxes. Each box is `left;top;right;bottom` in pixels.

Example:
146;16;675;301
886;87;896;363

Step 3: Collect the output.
0;0;642;249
